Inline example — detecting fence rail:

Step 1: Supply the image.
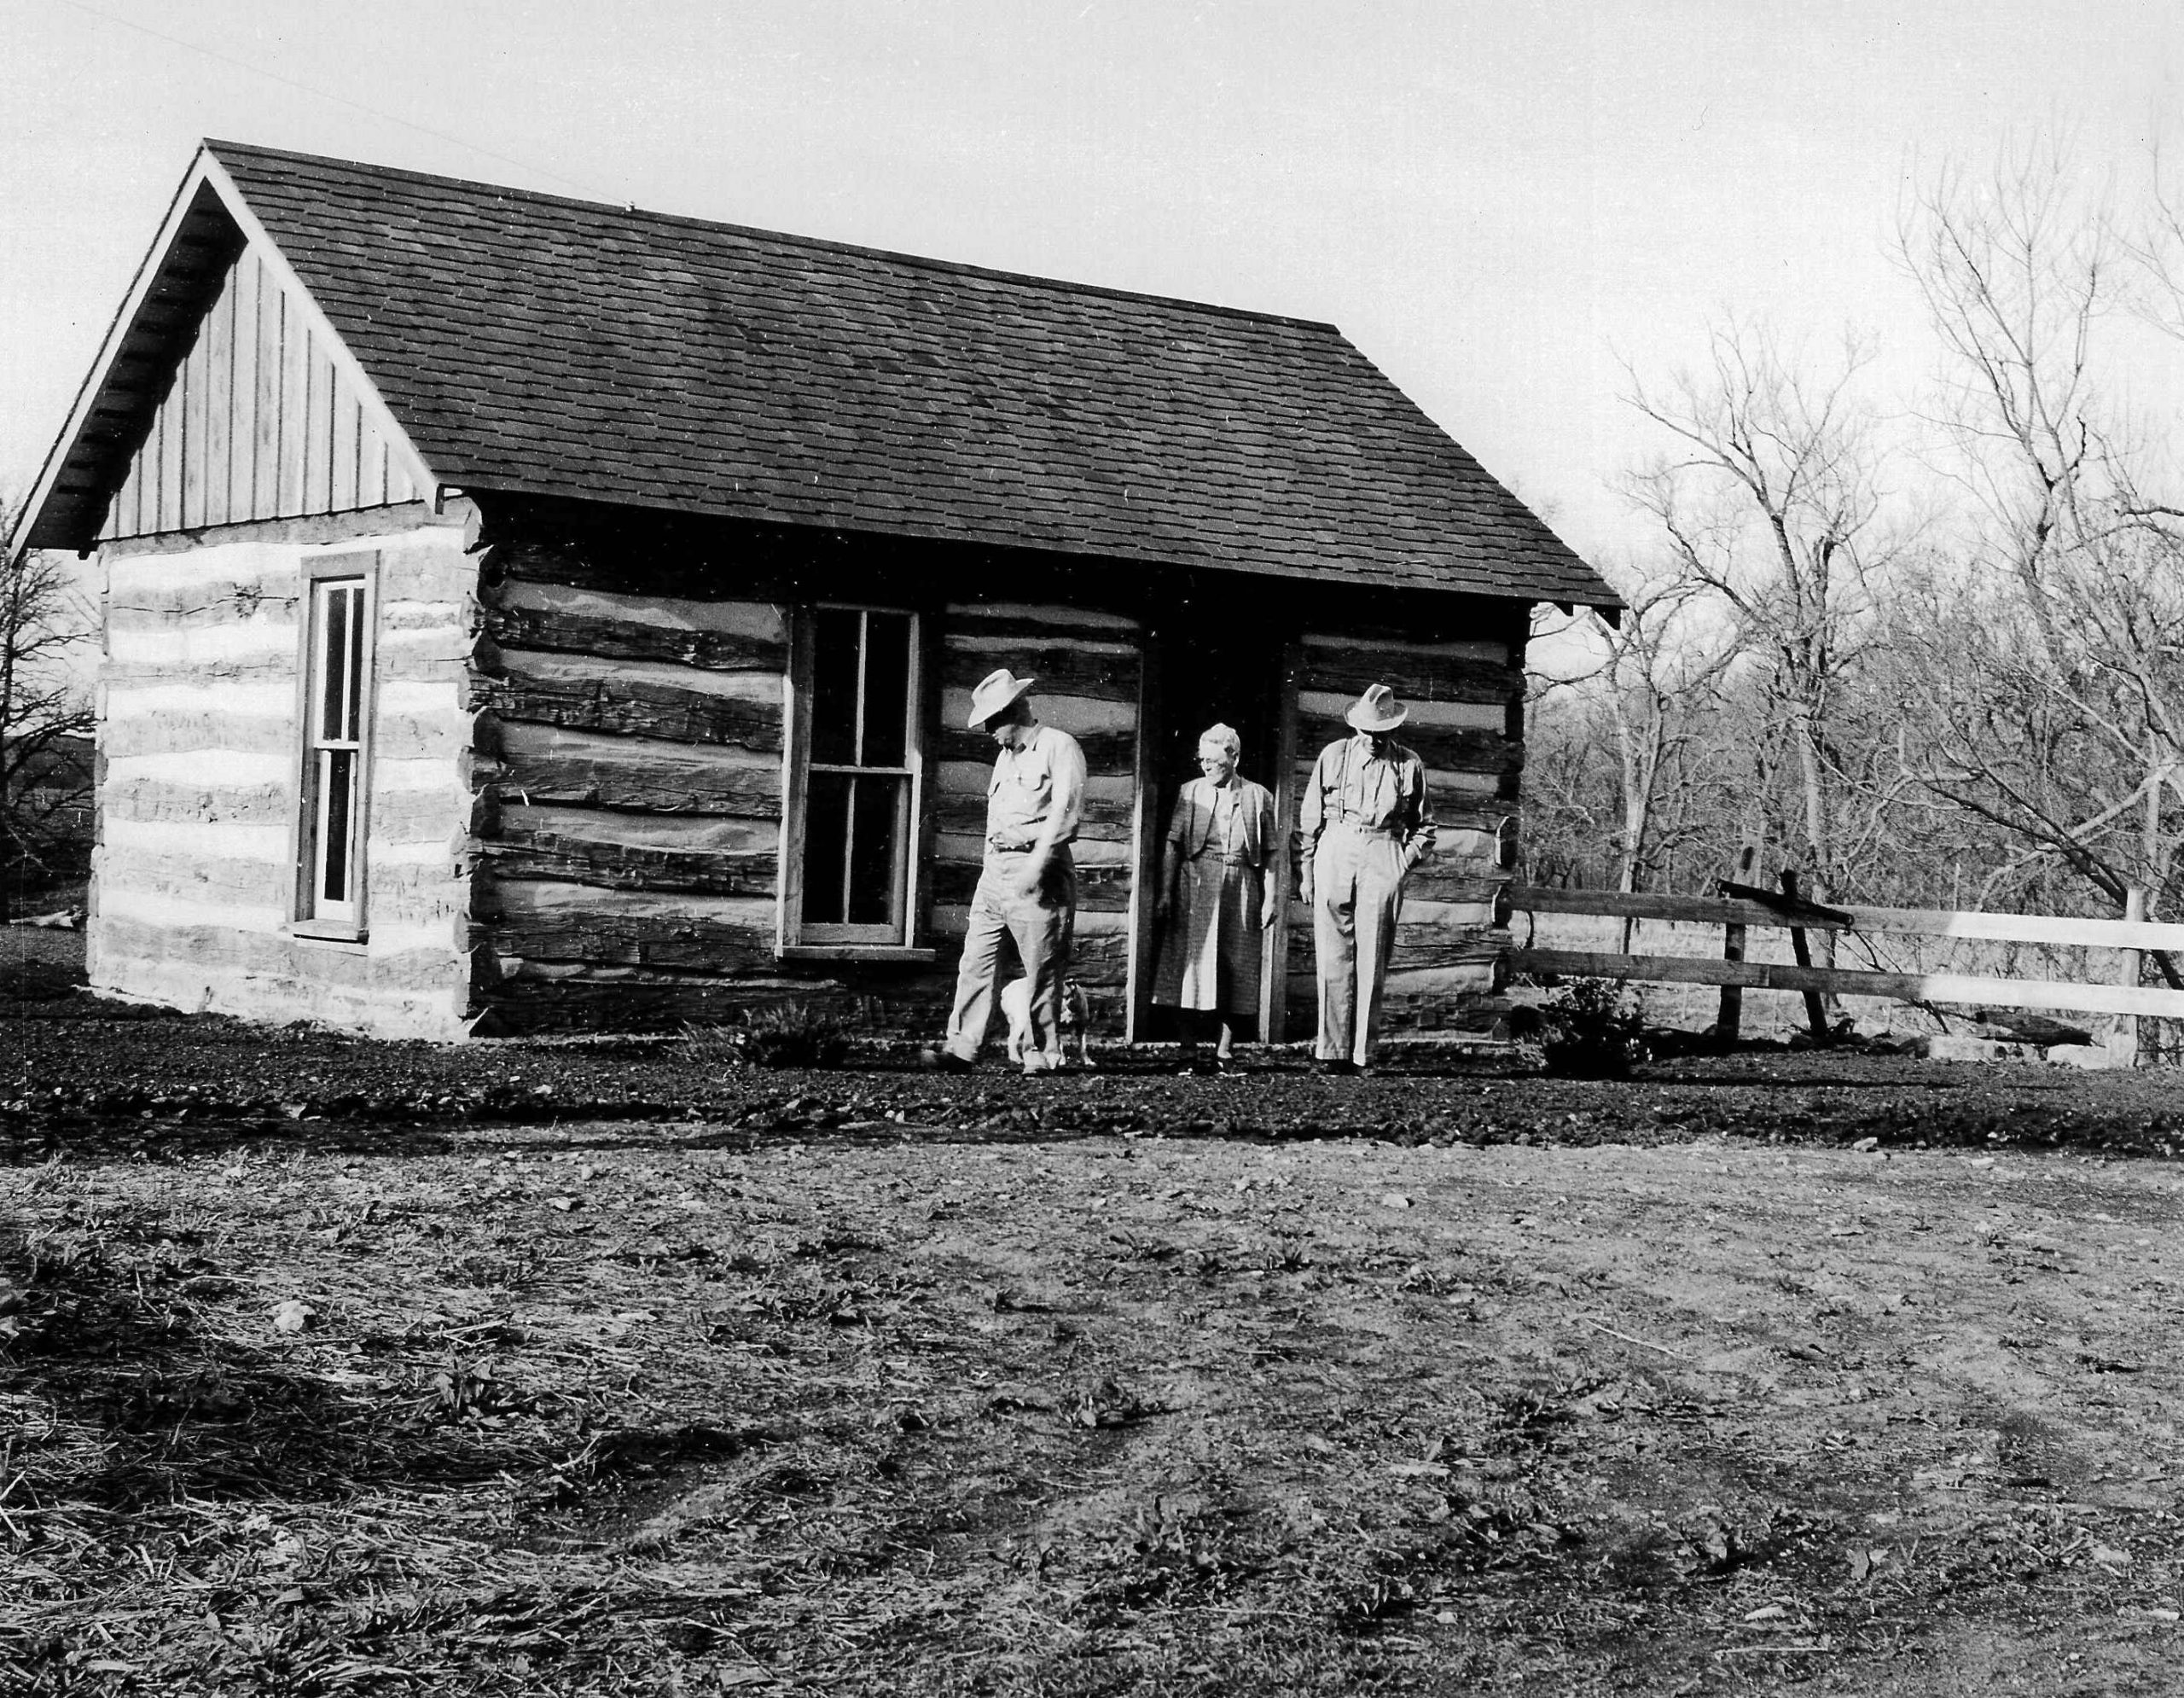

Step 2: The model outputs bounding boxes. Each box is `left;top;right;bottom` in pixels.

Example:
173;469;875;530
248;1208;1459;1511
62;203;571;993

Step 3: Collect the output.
1510;885;2184;953
1507;885;2184;1026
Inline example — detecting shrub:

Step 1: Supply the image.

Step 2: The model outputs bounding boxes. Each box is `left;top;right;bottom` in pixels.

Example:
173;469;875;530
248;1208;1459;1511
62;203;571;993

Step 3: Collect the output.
1539;979;1646;1079
684;1003;851;1071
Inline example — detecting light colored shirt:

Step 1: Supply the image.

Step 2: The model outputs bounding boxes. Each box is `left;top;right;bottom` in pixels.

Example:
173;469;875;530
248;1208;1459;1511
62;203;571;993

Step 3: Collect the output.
1212;783;1239;849
1298;733;1437;867
985;722;1087;852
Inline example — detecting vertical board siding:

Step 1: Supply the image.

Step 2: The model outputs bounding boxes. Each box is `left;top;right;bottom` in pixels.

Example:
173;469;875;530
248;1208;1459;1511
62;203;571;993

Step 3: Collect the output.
182;320;210;529
114;450;143;541
362;436;388;509
303;330;334;516
90;520;476;1038
278;291;310;517
331;388;361;512
96;244;425;542
157;358;184;530
252;258;282;516
1286;630;1525;1032
229;253;261;522
202;267;233;529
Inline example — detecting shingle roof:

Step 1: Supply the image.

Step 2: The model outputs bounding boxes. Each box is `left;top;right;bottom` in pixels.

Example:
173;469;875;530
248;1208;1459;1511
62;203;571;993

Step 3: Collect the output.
57;141;1618;606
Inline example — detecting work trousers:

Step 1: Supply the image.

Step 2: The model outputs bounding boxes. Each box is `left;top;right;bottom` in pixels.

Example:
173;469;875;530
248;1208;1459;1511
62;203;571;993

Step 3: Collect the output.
944;847;1077;1062
1312;823;1408;1067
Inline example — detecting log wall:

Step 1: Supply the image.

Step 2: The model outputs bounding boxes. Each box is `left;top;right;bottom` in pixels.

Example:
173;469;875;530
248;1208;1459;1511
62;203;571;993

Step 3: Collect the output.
96;245;422;542
931;601;1145;1007
90;504;1526;1043
464;547;1151;1035
1284;626;1525;1032
464;552;800;1032
89;512;476;1036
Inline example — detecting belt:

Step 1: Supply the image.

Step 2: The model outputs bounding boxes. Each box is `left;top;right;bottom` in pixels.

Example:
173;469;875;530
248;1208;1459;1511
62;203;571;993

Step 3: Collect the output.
1329;818;1398;838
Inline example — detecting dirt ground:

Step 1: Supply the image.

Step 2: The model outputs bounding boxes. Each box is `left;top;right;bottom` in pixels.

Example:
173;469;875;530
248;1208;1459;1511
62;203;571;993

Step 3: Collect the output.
3;935;2183;1695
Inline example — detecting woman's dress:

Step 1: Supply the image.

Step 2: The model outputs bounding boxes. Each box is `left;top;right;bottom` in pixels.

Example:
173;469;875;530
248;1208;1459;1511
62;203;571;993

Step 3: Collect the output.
1153;778;1273;1019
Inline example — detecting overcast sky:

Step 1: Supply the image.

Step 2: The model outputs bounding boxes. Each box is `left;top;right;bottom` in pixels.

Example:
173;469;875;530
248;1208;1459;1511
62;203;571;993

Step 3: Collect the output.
3;0;2178;568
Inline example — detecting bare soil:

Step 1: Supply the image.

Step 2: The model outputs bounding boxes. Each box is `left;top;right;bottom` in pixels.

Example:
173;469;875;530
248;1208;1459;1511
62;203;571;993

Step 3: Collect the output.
3;939;2182;1695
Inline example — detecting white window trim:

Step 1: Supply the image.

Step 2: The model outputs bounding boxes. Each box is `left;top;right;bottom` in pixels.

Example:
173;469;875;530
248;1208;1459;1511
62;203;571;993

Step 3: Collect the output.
779;603;927;956
289;551;379;943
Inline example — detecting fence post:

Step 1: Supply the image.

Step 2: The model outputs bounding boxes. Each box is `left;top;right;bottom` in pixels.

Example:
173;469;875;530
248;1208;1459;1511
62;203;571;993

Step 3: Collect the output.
2110;887;2146;1067
1715;846;1757;1044
1780;870;1832;1044
1716;919;1747;1044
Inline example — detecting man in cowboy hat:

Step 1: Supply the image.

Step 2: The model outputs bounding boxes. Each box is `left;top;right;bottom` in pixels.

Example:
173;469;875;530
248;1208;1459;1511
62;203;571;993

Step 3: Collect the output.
933;668;1088;1073
1298;683;1437;1074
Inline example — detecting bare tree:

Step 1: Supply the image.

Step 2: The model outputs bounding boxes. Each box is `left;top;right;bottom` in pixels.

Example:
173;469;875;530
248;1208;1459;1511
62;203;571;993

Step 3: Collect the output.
1588;562;1735;901
1;507;96;920
1524;571;1738;912
1620;319;1902;908
1893;137;2183;943
1517;685;1619;891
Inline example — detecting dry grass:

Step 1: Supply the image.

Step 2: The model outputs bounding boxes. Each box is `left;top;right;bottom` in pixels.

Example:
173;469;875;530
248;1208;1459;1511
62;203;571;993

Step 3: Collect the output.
6;1080;2184;1695
6;936;2184;1693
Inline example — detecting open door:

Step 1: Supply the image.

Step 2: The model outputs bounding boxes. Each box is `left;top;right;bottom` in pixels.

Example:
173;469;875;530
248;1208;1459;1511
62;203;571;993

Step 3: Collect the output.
1133;602;1287;1042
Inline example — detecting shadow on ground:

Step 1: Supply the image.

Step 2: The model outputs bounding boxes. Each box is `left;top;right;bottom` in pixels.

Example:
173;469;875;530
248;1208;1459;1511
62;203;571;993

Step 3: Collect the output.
2;1212;555;1515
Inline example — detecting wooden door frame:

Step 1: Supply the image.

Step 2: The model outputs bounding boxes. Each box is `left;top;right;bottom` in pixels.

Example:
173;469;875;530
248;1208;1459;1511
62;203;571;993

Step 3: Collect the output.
1128;615;1296;1044
1124;631;1162;1043
1260;637;1302;1043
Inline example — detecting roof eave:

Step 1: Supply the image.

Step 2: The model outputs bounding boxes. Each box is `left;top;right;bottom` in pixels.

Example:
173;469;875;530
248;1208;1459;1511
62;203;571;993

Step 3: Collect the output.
7;151;222;564
447;476;1616;608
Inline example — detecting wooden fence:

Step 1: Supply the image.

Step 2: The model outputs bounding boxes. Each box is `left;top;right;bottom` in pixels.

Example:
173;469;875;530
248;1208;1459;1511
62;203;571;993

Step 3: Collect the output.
1507;883;2184;1060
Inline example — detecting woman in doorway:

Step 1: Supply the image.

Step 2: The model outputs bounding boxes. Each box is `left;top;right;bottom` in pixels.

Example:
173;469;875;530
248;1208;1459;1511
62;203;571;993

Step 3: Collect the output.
1153;724;1280;1073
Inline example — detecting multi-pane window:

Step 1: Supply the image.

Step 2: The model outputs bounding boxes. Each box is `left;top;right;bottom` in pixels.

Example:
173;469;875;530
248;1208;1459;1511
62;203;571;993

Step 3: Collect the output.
796;608;920;945
300;573;371;930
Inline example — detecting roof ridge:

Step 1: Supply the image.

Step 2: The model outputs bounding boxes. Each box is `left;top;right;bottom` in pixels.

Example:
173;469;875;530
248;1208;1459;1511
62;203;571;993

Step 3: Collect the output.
202;138;1342;335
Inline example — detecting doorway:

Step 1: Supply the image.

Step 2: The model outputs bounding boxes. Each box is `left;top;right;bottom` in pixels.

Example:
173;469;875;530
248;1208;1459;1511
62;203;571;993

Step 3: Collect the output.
1136;597;1287;1044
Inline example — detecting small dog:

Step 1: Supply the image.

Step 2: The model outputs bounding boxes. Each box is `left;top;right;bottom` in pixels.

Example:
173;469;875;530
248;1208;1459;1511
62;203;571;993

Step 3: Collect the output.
1002;974;1092;1069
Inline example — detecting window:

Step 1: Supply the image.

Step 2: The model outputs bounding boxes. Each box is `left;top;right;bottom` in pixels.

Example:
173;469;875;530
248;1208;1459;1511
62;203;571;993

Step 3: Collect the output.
297;567;374;935
790;607;922;947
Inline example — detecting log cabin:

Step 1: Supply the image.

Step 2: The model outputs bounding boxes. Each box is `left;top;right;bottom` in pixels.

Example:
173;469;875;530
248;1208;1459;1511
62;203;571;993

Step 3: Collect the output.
9;141;1617;1041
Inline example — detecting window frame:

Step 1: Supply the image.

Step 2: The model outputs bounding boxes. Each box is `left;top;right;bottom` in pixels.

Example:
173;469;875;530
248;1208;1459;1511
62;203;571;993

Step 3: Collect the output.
288;551;379;943
779;602;932;958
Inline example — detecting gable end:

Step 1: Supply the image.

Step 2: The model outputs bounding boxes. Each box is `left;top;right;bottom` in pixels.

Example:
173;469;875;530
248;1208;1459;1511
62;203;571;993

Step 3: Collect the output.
15;154;436;557
97;241;425;542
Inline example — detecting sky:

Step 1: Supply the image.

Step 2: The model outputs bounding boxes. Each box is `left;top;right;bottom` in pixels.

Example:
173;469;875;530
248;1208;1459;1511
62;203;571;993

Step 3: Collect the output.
3;0;2180;573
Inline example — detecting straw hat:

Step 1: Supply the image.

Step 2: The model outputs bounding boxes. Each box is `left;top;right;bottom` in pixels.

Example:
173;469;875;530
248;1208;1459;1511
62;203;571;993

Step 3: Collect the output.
966;668;1037;729
1345;683;1409;734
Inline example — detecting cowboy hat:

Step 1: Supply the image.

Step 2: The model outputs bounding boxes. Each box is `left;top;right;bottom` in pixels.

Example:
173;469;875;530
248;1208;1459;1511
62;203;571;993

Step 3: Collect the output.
1345;683;1409;734
966;668;1037;729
